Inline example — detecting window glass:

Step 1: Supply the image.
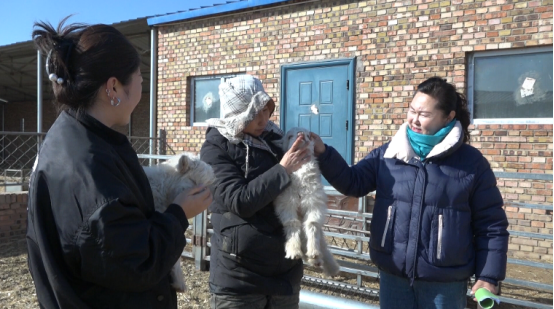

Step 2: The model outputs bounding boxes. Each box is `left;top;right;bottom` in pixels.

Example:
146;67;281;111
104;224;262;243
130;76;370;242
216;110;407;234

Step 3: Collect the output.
193;78;222;123
472;49;553;120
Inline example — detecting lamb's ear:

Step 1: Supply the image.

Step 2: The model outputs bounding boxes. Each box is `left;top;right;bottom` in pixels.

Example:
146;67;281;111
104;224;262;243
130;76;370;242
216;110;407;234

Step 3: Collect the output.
178;155;190;174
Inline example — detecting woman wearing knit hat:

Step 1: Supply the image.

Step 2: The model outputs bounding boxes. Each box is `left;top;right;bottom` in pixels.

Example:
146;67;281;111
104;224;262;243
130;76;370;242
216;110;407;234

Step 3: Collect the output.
200;75;310;308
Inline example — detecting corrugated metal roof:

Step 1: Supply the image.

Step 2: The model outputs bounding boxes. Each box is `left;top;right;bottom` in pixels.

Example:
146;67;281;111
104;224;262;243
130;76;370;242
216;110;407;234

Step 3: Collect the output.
0;18;152;104
147;0;291;26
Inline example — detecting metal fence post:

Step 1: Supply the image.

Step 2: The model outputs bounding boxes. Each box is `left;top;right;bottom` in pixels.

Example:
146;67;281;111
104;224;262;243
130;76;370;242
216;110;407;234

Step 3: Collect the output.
193;210;208;271
158;129;166;155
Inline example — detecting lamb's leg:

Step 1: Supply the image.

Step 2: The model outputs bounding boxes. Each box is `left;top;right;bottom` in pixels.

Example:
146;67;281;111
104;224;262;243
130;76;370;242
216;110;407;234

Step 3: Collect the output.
170;260;187;292
304;208;322;267
275;192;303;260
302;183;328;267
284;219;303;260
318;229;340;276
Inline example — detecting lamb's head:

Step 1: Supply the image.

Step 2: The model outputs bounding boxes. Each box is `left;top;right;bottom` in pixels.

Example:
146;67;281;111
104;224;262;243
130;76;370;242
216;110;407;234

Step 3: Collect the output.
282;127;314;155
163;152;216;188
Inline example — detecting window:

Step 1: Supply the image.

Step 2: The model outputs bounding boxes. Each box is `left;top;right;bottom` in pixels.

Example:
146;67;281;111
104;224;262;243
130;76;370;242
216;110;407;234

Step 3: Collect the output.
190;74;240;125
468;46;553;124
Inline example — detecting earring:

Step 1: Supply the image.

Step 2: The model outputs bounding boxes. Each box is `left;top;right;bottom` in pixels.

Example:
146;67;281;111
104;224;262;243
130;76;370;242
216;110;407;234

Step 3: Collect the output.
106;88;110;97
111;97;121;107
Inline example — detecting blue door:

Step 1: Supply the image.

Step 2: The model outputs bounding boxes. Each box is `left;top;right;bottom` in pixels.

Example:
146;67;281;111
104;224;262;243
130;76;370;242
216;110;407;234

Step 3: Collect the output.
281;59;355;185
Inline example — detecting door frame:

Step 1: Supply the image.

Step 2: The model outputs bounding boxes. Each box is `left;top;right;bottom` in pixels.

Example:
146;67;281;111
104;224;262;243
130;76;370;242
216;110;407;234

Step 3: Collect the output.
279;58;356;165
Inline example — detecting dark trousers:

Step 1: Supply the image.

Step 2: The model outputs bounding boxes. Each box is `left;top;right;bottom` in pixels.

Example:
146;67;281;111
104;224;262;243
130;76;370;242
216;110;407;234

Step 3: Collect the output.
379;271;468;309
209;291;300;309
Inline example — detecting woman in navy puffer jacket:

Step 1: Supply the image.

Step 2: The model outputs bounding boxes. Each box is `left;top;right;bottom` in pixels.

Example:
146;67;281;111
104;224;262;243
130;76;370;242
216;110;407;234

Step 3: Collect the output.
311;77;509;309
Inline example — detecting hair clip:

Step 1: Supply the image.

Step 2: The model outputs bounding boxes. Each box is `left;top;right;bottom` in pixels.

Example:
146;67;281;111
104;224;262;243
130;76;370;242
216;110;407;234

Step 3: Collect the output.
46;49;64;85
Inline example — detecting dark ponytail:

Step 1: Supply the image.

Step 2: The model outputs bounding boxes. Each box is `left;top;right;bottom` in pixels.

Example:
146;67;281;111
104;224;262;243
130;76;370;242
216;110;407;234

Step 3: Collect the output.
32;16;140;114
415;77;471;143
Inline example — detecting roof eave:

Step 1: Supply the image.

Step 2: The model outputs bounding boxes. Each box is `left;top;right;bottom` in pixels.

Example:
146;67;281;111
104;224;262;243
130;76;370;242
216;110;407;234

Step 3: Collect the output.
147;0;291;26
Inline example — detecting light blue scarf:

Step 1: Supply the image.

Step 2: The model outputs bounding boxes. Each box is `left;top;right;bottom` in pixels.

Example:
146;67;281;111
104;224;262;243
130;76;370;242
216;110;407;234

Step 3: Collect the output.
407;120;456;160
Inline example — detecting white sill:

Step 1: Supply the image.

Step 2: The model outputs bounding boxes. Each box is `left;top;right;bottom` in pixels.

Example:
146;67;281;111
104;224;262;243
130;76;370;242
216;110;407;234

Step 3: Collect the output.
473;118;553;125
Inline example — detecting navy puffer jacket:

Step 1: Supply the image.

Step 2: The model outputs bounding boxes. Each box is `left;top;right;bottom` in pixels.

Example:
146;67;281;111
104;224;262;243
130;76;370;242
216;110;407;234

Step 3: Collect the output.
318;122;509;284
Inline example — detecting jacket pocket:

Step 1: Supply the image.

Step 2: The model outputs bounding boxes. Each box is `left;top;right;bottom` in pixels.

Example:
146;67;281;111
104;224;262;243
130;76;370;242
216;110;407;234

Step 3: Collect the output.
219;213;245;256
218;212;292;276
429;210;473;267
370;205;396;254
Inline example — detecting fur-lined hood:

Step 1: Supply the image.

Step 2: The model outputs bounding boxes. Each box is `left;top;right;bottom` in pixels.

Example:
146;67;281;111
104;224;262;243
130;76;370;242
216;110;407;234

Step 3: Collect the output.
384;121;464;163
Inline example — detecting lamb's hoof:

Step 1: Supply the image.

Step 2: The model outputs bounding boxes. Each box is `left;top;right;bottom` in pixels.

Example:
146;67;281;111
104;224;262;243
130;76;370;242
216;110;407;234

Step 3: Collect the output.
285;249;303;260
308;256;323;268
171;281;187;293
285;240;303;260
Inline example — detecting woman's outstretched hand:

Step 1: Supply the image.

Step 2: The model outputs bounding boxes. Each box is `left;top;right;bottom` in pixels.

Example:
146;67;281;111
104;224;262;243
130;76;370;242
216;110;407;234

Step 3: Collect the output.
280;133;310;174
309;131;326;157
173;185;212;218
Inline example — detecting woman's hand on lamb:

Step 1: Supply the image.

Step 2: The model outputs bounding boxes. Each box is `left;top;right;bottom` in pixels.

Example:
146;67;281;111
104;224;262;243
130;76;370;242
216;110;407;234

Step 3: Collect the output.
309;132;326;157
173;186;212;218
280;133;310;174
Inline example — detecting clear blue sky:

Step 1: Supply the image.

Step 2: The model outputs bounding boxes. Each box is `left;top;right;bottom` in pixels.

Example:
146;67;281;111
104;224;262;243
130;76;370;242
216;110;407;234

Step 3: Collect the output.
0;0;227;46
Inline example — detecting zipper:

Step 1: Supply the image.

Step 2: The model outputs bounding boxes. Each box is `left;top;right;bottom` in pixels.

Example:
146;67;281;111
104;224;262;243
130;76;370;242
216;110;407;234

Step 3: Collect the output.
381;206;392;247
437;214;443;260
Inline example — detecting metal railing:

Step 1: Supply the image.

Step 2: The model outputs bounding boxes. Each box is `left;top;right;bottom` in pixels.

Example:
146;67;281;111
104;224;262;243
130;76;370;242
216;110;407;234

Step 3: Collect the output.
0;131;173;191
2;146;551;308
139;154;552;309
0;132;45;192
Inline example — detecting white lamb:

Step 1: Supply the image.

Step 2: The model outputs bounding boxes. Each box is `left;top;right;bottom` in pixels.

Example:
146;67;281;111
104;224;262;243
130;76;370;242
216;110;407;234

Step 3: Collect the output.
274;127;340;277
143;152;215;292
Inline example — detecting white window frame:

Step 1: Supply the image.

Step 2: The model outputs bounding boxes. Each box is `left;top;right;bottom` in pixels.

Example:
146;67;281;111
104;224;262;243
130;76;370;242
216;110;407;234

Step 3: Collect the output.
467;46;553;125
190;74;240;126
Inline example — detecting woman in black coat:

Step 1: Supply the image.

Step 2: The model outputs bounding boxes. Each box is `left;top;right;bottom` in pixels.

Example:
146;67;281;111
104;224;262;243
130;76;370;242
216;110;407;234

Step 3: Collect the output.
200;75;310;309
26;17;212;308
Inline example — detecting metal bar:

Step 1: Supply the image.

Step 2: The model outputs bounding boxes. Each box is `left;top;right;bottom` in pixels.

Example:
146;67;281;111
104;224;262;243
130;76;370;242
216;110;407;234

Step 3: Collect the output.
193;210;208;271
1;104;4;164
509;230;553;239
328;248;371;261
137;154;171;160
508;258;553;269
302;275;380;297
503;278;553;292
327;209;373;219
336;259;379;278
299;290;378;309
149;26;158;166
325;231;370;242
505;201;553;211
495;295;553;309
158;129;166;155
0;132;47;136
37;50;43;135
323;224;372;235
494;171;553;181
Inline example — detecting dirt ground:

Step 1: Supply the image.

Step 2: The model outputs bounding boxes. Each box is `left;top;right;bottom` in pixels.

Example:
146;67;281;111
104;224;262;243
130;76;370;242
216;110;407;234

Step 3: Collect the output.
1;240;552;309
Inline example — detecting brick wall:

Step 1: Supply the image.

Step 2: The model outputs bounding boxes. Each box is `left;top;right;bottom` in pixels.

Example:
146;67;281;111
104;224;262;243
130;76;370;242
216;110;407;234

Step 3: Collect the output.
505;203;552;262
3;100;57;132
155;0;553;260
0;192;27;244
3;96;150;137
129;95;152;137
